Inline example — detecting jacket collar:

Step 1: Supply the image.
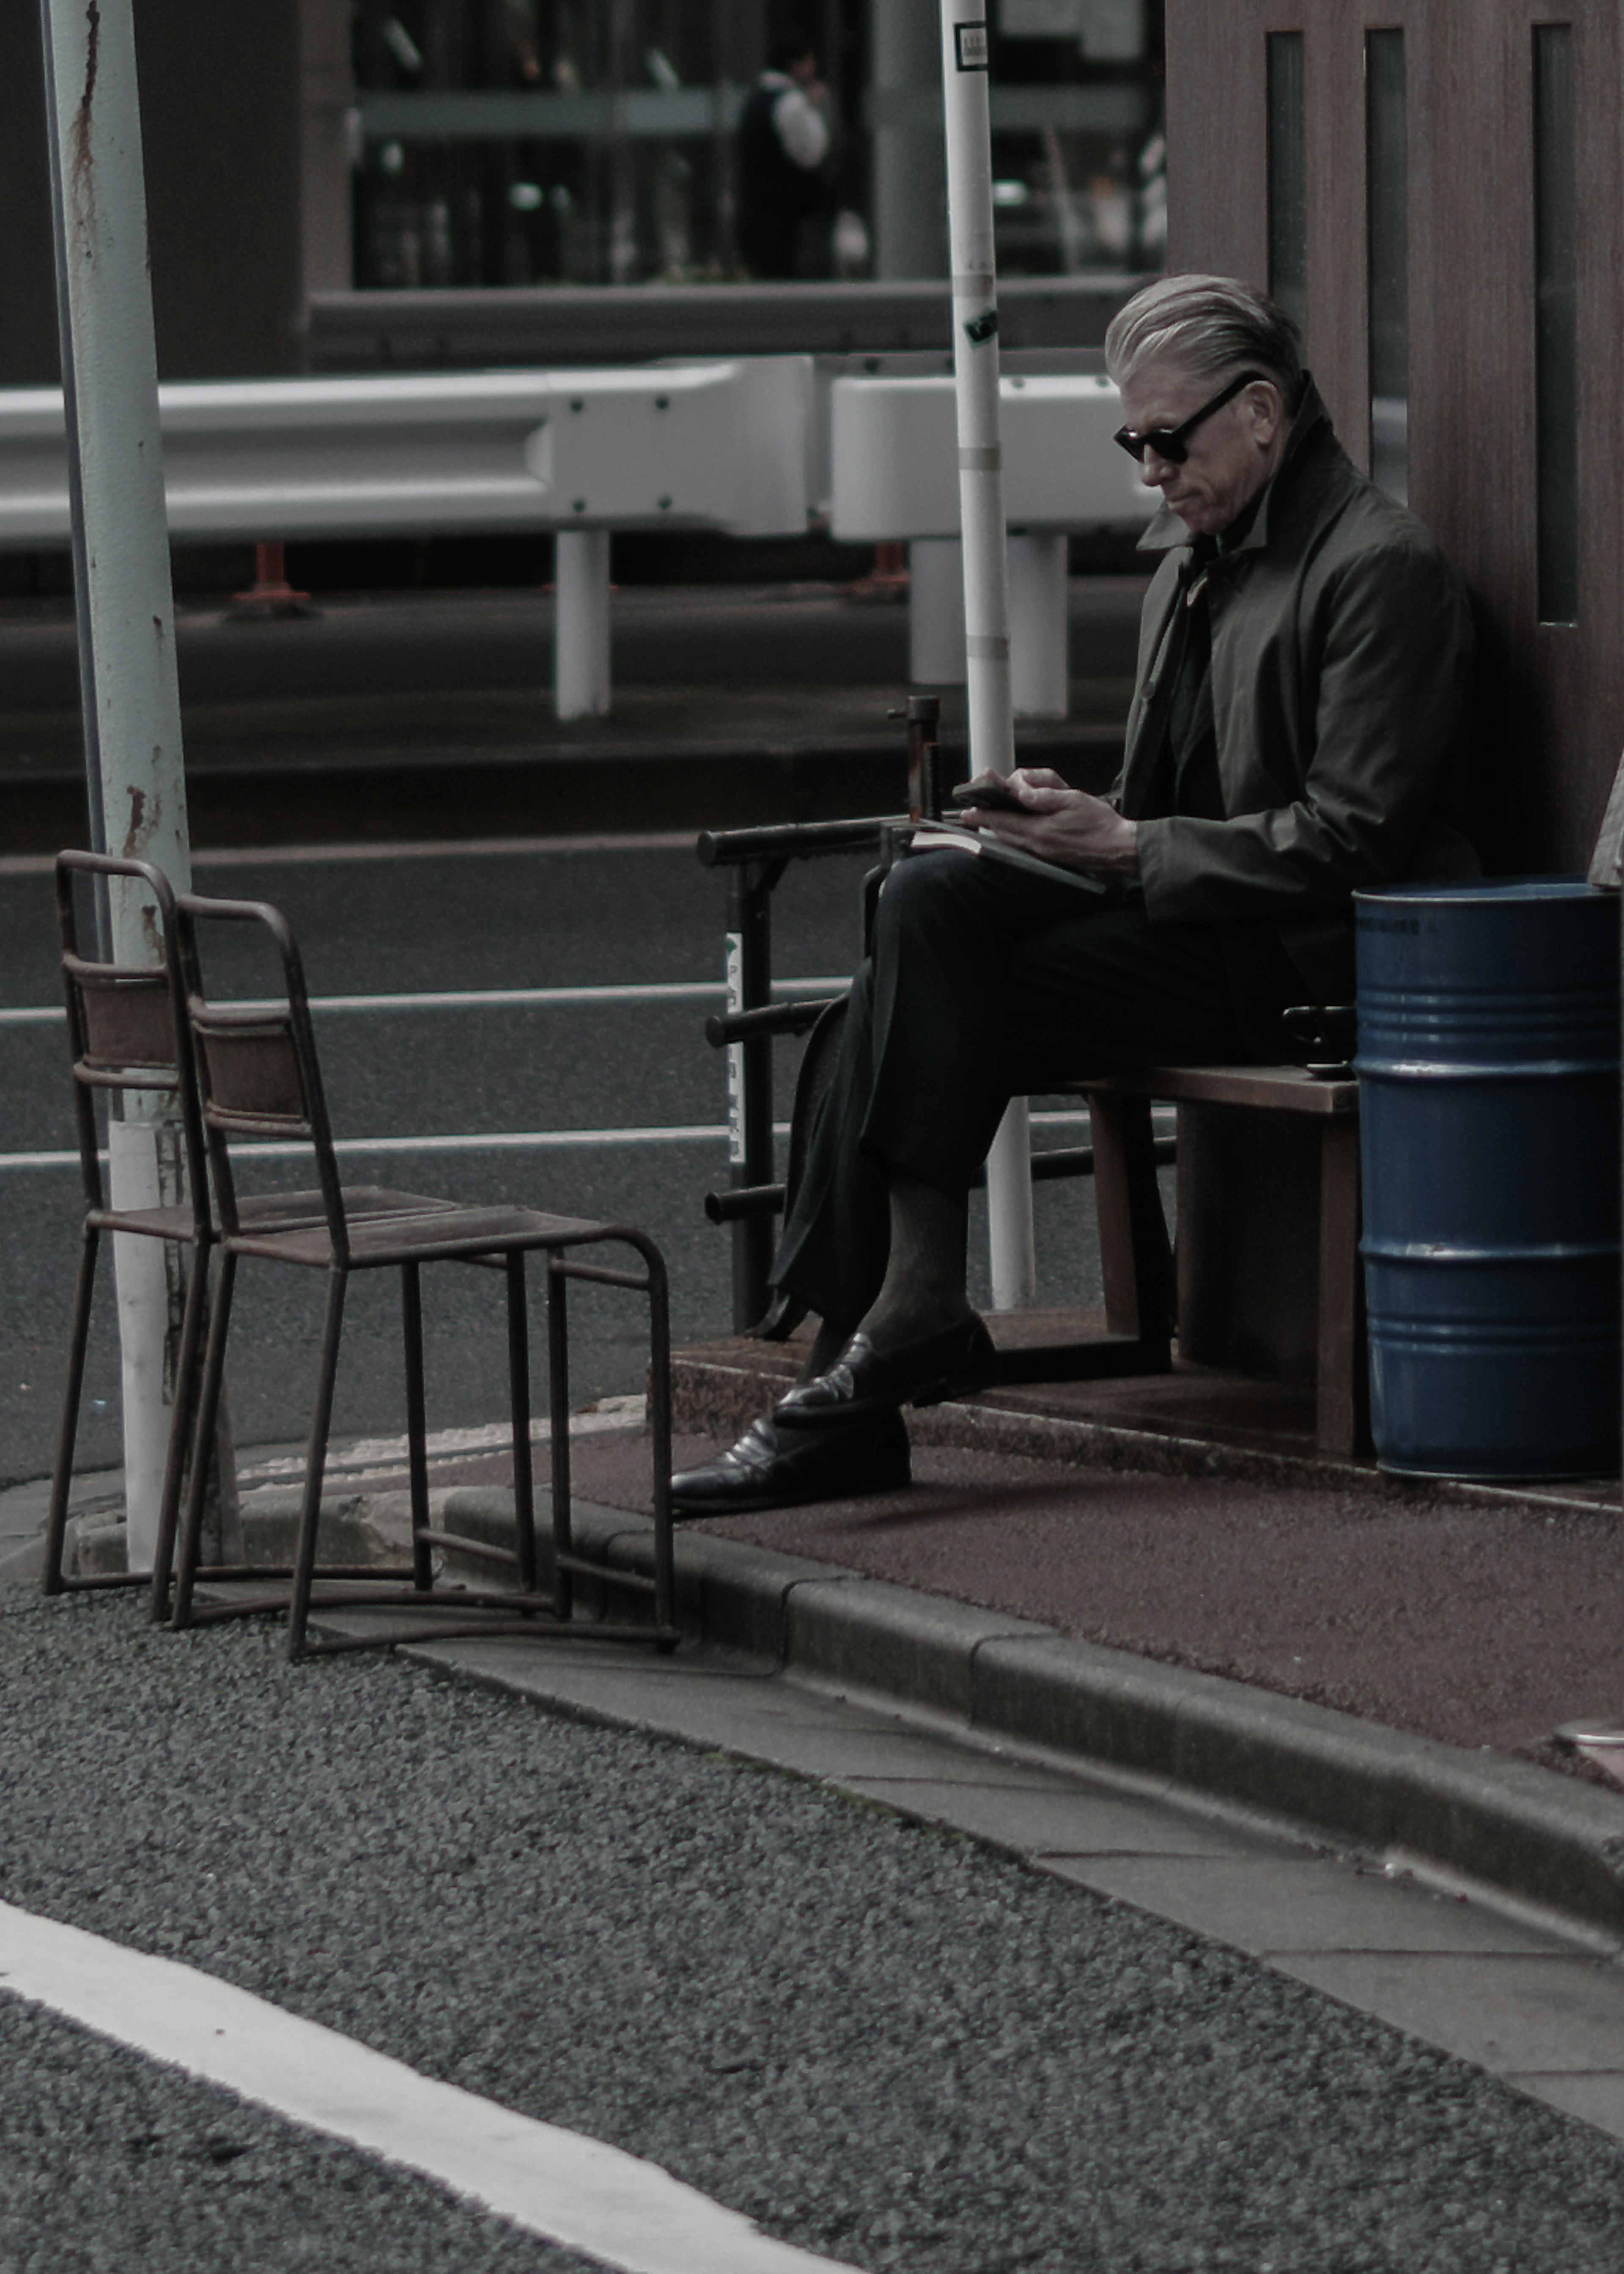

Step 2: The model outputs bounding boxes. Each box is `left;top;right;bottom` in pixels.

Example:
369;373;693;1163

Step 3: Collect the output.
1135;372;1333;560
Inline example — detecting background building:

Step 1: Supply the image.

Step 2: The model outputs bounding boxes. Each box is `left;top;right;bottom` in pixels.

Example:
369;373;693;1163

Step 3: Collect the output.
0;1;1163;388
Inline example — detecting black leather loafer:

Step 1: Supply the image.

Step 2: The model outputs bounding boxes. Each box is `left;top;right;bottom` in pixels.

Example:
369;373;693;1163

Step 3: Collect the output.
771;1312;996;1428
669;1409;911;1516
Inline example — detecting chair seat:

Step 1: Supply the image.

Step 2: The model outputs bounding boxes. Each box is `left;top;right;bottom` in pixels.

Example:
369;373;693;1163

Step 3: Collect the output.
225;1193;610;1270
86;1201;198;1242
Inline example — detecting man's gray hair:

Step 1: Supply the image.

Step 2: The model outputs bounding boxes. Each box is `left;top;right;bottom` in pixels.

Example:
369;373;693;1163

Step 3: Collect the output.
1104;274;1303;399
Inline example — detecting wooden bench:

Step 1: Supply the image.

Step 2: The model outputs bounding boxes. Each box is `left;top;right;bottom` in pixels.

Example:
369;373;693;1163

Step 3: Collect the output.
999;1064;1365;1458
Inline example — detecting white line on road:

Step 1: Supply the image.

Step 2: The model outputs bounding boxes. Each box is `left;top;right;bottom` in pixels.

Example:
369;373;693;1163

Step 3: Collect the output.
0;1110;1096;1174
239;1394;647;1484
0;1901;859;2274
0;977;848;1027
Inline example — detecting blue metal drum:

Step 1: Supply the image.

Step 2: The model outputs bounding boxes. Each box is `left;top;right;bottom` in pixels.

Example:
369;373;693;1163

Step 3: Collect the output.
1354;880;1620;1476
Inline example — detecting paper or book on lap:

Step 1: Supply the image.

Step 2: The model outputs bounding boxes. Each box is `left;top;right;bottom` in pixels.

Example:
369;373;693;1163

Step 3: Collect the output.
908;818;1110;897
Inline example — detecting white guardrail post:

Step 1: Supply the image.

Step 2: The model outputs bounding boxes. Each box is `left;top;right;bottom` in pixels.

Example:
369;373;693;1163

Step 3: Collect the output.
554;530;611;719
939;0;1036;1314
41;0;195;1574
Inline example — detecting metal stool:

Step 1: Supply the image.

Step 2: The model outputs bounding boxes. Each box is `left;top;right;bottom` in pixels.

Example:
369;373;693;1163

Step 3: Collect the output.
167;889;676;1659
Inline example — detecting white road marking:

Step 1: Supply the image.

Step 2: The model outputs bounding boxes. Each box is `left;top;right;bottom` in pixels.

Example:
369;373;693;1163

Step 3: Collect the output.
239;1394;647;1483
0;1901;858;2274
0;1110;1099;1174
0;977;847;1027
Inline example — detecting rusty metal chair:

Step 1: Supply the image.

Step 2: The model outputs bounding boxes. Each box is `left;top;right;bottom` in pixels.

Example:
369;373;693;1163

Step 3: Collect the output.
167;888;677;1659
41;852;210;1610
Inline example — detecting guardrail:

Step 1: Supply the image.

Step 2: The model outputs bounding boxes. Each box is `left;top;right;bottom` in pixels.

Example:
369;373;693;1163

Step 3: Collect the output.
832;370;1154;715
0;341;1151;726
0;361;813;721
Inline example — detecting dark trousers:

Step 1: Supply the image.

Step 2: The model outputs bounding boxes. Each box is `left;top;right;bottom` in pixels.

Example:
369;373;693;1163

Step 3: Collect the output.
770;849;1295;1327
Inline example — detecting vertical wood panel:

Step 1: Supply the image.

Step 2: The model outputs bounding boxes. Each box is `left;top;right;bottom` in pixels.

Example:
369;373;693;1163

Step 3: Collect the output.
1166;2;1269;282
1545;0;1624;869
1165;0;1616;870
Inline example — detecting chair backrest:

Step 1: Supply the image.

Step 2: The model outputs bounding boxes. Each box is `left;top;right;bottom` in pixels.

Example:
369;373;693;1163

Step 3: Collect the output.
173;892;348;1256
54;851;208;1225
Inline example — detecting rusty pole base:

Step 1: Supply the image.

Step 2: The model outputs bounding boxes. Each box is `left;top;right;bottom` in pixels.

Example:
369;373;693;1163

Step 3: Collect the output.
228;541;318;620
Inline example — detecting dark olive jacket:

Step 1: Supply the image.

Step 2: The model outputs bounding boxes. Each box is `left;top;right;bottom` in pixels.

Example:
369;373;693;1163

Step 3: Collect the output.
1117;377;1476;1000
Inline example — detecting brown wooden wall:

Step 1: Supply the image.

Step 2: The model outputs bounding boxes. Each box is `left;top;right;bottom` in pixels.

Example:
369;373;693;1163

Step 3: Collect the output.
1166;0;1624;875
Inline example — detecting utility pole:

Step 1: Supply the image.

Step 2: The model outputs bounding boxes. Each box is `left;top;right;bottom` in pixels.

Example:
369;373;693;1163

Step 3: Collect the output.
938;0;1037;1311
40;0;196;1571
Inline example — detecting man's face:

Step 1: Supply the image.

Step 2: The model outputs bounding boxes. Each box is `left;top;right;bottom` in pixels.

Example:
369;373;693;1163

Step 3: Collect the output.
1118;358;1286;537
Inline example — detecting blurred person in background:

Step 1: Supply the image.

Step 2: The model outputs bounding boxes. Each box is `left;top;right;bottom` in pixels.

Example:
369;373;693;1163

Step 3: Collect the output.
736;33;831;280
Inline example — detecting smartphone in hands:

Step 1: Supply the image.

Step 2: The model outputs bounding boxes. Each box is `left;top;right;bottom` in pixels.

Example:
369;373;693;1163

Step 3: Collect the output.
950;777;1028;814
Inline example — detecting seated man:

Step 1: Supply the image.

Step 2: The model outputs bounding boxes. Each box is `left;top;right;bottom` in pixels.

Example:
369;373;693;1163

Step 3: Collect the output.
673;272;1475;1514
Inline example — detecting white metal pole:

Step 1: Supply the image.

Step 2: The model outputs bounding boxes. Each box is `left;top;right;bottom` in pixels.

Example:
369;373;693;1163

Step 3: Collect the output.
938;0;1036;1311
42;0;195;1572
554;529;612;719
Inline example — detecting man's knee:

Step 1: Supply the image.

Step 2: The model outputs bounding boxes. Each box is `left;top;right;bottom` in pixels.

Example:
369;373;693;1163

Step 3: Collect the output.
873;847;987;950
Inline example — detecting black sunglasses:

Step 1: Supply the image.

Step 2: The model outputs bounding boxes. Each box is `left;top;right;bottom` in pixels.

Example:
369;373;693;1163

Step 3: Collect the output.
1113;370;1265;464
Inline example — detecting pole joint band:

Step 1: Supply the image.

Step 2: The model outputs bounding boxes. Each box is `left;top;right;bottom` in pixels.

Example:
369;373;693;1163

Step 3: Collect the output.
959;445;1001;472
966;634;1010;661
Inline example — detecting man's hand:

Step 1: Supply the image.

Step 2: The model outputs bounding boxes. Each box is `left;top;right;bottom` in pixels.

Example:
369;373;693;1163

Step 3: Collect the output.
958;768;1140;875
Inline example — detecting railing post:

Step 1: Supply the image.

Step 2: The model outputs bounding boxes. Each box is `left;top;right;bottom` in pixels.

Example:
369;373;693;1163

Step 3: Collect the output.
725;863;775;1330
554;527;612;719
1008;531;1070;719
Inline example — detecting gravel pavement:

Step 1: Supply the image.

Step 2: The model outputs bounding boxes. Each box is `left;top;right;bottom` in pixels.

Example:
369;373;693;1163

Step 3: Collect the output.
4;1584;1624;2272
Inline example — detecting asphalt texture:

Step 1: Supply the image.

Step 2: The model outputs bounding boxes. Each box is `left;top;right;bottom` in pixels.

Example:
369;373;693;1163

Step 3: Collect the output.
0;581;1148;720
0;841;1115;1490
7;1582;1624;2273
0;1998;601;2274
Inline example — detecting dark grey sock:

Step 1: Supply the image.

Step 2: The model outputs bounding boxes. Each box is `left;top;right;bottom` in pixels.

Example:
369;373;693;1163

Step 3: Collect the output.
859;1171;971;1351
797;1314;857;1383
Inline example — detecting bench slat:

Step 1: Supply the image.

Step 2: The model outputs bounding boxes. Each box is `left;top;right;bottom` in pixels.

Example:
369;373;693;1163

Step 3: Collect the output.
1069;1064;1358;1116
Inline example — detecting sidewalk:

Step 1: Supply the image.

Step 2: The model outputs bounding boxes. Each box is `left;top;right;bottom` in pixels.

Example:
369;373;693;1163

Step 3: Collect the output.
13;1339;1624;1946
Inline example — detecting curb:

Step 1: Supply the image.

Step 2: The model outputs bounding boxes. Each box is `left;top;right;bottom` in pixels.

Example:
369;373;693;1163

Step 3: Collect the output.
15;1478;1624;1942
554;1499;1624;1943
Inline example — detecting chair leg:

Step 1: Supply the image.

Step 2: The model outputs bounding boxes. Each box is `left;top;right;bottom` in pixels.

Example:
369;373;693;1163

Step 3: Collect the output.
1088;1093;1174;1367
506;1252;538;1595
547;1258;572;1622
148;1243;212;1624
170;1249;238;1630
401;1262;432;1592
1316;1119;1369;1457
639;1237;675;1636
41;1226;101;1596
287;1269;348;1661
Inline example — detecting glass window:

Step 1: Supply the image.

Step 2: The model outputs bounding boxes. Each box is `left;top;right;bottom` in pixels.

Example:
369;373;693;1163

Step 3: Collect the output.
1266;33;1307;337
1366;30;1408;503
1533;25;1578;625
